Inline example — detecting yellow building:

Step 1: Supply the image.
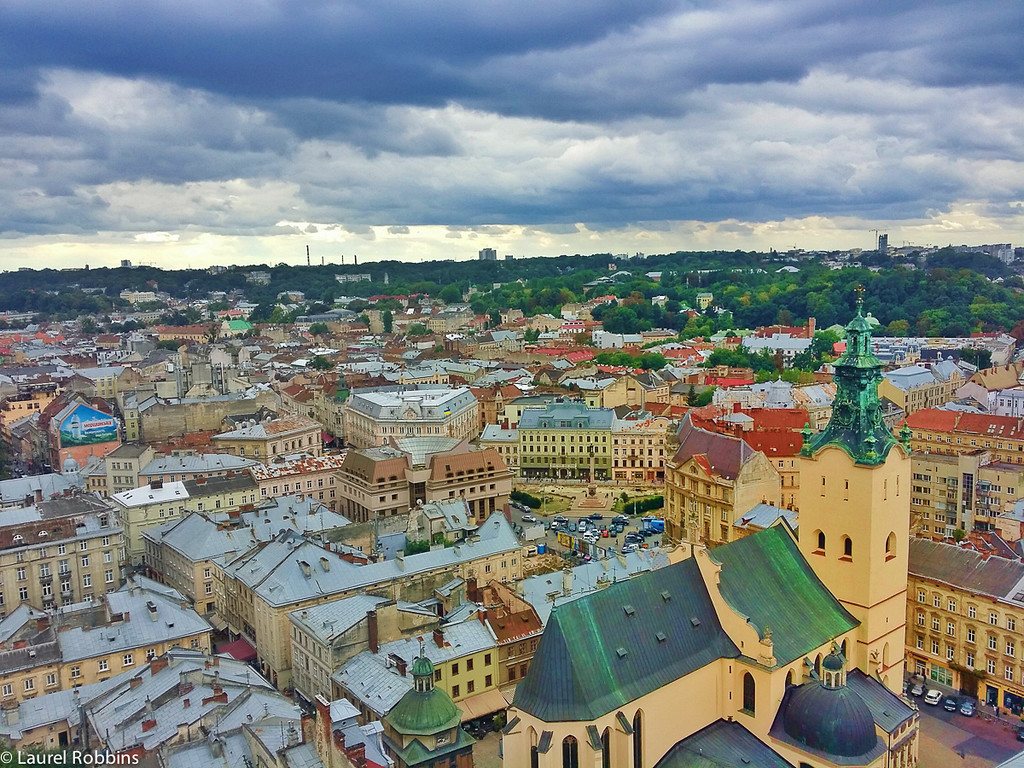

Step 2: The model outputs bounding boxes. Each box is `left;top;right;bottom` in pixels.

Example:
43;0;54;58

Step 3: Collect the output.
502;299;919;768
878;362;965;416
218;513;523;689
211;415;323;462
664;414;781;544
333;620;504;726
0;386;59;447
517;401;613;480
907;538;1024;714
110;473;258;565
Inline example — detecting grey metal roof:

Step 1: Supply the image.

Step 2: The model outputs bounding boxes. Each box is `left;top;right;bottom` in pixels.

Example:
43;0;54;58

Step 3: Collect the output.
910;538;1024;602
288;594;390;644
845;669;915;734
225;513;520;608
57;581;212;663
654;719;795;768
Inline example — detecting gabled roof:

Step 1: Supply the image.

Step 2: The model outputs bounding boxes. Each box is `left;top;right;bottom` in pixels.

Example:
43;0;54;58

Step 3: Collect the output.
513;557;739;722
709;525;858;666
673;413;755;480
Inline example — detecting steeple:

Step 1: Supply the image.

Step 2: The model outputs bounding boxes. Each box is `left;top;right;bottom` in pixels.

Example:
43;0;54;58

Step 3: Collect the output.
800;288;896;465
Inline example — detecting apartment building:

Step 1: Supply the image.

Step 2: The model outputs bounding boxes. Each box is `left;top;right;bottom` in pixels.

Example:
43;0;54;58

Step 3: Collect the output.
211;415;323;462
249;452;348;511
610;410;671;485
0;493;123;616
342;387;479;449
104;443;157;497
878;361;965;416
904;409;1024;466
517;401;613;480
664;413;781;544
907;538;1024;715
478;425;518;472
142;496;351;614
289;596;438;703
110;473;258;565
0;579;211;705
217;513;522;689
334;619;502;723
335;440;512;524
909;451;1024;538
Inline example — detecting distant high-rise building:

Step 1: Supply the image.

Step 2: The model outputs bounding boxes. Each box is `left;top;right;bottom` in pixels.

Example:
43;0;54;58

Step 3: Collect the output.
878;233;888;255
478;248;497;261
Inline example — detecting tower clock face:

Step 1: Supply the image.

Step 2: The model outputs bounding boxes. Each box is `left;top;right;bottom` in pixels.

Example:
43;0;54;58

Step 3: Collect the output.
834;402;853;425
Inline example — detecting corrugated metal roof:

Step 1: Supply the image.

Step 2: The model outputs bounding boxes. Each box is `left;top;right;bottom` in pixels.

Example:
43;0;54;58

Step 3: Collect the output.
513;557;739;722
909;538;1024;601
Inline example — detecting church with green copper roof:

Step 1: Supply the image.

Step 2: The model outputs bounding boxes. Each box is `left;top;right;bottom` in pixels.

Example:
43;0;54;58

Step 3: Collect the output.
502;299;919;768
382;642;476;767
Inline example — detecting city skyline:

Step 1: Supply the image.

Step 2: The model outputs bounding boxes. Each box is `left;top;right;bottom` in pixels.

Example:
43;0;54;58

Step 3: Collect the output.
1;0;1023;269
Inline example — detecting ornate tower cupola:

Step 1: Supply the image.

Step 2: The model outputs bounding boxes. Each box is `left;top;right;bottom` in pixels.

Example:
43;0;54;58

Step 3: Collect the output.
800;289;896;465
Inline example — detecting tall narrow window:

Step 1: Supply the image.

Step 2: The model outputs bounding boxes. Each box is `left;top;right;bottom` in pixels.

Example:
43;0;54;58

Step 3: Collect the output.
816;530;825;552
885;532;896;560
632;711;643;768
562;736;579;768
742;673;756;714
842;536;853;558
601;728;611;768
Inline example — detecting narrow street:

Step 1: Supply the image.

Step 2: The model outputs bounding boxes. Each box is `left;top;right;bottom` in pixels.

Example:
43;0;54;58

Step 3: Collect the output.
918;699;1022;767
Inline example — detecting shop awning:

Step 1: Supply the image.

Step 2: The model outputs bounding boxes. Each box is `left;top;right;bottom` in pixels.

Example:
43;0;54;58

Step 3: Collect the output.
217;637;257;662
459;688;509;722
207;612;228;632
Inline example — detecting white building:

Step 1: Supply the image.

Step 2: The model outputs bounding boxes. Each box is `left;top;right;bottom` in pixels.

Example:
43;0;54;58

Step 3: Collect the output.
342;387;479;448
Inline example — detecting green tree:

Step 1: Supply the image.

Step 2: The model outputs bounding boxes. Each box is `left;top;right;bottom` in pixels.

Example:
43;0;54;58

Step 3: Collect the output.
309;355;333;370
408;323;429;335
489;309;502;328
382;310;393;333
439;284;463;303
80;317;97;333
308;322;329;337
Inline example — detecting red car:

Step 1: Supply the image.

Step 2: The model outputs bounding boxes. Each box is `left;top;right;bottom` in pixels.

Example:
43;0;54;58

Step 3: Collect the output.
601;529;610;538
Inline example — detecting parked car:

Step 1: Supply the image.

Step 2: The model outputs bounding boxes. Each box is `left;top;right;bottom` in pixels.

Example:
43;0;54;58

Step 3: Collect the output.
943;697;958;712
554;515;569;523
601;529;610;538
567;522;577;532
959;701;976;717
588;513;604;520
621;544;637;554
521;513;537;523
1016;725;1024;742
910;683;925;697
924;689;943;706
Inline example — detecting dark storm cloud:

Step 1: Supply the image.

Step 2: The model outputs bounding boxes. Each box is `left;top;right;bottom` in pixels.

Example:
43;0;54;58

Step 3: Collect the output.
0;0;1023;240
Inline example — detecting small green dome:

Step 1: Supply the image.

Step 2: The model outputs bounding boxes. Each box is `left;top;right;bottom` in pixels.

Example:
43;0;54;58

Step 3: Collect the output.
412;654;434;678
386;686;462;737
782;683;877;757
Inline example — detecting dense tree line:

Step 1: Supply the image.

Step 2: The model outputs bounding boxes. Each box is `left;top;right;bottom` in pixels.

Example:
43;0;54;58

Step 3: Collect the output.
2;246;1022;337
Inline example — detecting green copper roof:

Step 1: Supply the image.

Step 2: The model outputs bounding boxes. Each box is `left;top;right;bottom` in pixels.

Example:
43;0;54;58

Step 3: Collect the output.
800;295;898;465
385;686;462;736
412;653;434;678
388;726;475;766
513;558;739;722
709;525;858;666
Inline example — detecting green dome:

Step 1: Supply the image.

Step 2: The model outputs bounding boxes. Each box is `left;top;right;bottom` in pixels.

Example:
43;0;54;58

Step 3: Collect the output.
386;686;462;736
412;654;434;678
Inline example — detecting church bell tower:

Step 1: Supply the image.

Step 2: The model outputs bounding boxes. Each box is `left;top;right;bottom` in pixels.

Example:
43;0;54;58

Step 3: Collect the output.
798;290;911;692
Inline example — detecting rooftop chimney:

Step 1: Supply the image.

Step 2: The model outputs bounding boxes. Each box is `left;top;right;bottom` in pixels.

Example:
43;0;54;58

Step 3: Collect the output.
433;628;444;648
319;556;330;572
298;560;311;577
150;479;163;490
367;609;379;654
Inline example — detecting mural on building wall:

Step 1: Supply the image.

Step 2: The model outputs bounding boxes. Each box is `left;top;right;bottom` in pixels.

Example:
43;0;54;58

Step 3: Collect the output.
58;404;118;447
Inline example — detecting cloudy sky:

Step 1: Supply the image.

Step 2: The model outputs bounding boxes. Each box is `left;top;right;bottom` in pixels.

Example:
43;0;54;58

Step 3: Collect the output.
2;0;1023;270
